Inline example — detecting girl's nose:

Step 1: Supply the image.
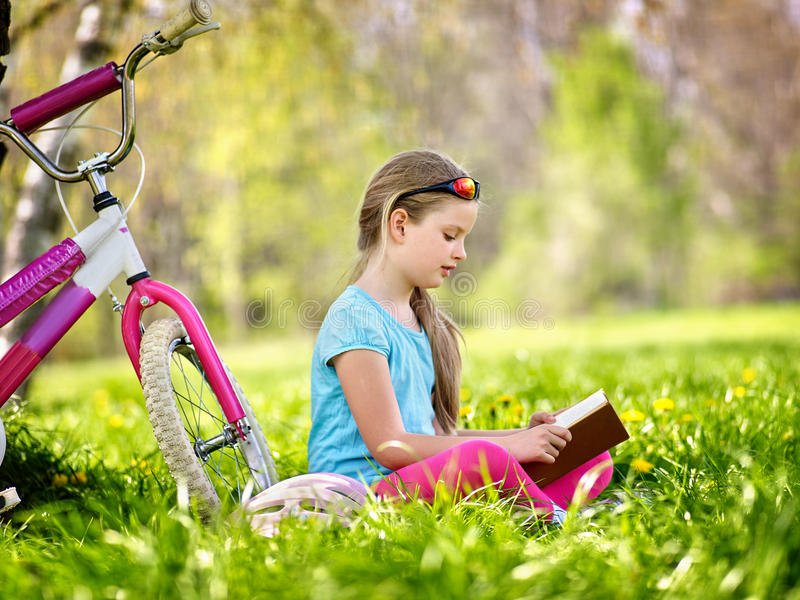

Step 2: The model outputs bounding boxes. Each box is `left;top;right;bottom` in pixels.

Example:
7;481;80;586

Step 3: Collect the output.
454;241;467;261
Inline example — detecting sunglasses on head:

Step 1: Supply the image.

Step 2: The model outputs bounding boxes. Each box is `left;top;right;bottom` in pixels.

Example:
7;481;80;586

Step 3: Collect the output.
396;176;480;201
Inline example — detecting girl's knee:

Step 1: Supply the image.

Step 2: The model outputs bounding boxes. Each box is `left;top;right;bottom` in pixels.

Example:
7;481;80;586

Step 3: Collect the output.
592;451;614;489
447;439;521;481
453;439;511;463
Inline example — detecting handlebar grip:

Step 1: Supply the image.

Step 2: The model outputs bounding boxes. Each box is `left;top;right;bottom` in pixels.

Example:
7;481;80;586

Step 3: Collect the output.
158;0;213;42
9;62;122;134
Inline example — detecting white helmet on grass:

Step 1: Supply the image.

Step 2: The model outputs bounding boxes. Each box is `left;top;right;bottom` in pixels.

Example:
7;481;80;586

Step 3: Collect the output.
240;473;368;538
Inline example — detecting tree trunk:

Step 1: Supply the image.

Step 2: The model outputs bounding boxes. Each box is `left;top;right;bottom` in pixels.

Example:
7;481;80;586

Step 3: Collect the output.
0;0;10;267
0;1;108;388
0;0;9;86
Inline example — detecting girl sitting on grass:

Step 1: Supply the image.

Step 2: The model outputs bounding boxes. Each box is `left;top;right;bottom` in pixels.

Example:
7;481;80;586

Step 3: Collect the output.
307;150;612;523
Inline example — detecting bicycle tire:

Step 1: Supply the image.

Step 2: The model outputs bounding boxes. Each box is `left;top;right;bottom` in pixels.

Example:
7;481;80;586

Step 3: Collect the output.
140;317;278;520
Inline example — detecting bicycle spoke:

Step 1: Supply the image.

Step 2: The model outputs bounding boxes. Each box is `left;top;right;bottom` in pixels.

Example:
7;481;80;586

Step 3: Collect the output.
174;353;205;429
174;387;197;431
172;360;225;427
188;352;208;416
175;388;222;434
206;449;239;497
191;369;224;431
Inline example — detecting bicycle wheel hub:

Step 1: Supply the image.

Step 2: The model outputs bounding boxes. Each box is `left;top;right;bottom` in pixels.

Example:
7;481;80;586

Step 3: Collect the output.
193;424;239;462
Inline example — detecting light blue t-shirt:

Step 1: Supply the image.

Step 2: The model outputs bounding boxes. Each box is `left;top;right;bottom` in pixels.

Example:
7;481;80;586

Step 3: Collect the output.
307;286;436;483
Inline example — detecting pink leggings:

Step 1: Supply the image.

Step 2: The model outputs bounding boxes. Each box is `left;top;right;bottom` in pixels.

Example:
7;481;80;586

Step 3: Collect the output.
372;439;613;519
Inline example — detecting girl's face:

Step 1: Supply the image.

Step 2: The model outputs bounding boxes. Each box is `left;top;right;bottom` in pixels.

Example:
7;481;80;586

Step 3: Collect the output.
390;198;479;290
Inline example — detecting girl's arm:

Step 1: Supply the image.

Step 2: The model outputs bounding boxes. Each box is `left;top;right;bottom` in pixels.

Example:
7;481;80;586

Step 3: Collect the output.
455;428;526;437
447;408;567;437
333;349;571;471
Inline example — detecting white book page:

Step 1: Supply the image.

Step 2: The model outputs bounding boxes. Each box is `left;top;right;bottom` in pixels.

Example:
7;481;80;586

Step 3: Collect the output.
554;390;607;428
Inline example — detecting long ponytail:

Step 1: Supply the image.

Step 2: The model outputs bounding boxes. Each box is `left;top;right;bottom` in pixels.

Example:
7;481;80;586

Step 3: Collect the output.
411;286;462;433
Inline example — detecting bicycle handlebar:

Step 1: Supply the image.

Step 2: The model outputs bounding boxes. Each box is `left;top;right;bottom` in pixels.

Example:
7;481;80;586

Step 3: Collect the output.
0;0;215;184
10;62;122;135
157;0;213;42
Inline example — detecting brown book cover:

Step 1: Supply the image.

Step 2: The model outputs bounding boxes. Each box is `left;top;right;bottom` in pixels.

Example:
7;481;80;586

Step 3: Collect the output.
522;390;629;487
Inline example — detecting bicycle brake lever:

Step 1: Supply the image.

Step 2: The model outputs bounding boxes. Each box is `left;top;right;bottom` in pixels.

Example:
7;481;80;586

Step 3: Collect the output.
142;22;221;55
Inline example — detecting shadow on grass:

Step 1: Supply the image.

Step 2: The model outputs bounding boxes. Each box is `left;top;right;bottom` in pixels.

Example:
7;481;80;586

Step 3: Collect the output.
0;412;173;528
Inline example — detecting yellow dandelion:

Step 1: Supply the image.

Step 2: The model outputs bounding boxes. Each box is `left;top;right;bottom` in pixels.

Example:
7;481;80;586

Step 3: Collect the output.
459;406;473;417
733;386;746;399
742;367;756;384
108;414;125;428
705;399;716;408
782;432;793;441
497;394;514;404
681;413;694;422
131;459;152;474
653;397;675;411
620;409;645;422
512;405;525;417
631;458;654;473
69;472;88;485
52;473;68;487
460;388;471;402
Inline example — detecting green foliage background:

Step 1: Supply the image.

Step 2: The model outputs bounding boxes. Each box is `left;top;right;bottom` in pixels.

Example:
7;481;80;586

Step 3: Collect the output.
2;1;798;358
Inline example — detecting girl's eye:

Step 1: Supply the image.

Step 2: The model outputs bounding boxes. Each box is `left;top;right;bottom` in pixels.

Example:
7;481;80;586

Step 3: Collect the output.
443;233;456;241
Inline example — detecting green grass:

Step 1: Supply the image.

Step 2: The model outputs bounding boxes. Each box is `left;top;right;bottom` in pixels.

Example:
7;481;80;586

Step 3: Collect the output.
1;303;799;599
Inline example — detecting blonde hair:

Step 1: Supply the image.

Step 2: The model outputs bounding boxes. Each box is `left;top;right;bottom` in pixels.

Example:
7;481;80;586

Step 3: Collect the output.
350;150;476;434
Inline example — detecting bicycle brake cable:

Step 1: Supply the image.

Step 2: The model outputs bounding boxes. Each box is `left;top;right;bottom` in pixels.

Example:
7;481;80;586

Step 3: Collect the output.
49;51;160;228
35;52;161;311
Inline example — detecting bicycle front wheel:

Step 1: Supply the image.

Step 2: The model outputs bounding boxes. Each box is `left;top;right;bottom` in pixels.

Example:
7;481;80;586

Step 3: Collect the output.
140;318;278;520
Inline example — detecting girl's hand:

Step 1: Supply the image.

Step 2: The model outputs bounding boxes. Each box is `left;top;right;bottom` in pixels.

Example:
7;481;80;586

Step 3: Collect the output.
527;411;555;428
509;424;571;464
528;406;569;428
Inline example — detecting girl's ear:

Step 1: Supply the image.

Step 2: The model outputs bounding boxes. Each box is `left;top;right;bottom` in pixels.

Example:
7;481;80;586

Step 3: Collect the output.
388;208;409;243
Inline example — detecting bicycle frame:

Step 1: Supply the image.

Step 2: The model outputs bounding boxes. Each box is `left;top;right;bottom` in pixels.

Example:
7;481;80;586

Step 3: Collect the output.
0;202;245;428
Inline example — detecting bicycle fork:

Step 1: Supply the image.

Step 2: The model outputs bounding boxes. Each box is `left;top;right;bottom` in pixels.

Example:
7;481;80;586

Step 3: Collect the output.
122;277;272;489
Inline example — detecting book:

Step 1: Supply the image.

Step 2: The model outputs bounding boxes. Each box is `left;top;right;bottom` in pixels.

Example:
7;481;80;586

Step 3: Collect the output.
522;390;629;488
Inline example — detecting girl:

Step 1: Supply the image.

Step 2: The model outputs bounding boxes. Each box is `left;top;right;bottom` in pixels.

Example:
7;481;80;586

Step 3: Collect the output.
307;150;612;522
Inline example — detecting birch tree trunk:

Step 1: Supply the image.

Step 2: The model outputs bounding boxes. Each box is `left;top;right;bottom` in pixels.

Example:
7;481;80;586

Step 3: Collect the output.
0;0;107;373
0;0;10;268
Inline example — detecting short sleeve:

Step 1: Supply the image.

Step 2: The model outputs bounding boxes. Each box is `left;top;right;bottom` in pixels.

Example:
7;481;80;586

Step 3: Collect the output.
317;297;390;366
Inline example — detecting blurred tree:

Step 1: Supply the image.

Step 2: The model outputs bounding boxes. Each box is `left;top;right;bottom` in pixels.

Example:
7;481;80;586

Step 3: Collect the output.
489;29;693;311
624;0;800;300
0;0;7;77
0;0;135;365
0;0;9;263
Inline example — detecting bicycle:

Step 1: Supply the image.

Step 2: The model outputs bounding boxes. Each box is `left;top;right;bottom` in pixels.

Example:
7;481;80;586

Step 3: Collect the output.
0;0;279;521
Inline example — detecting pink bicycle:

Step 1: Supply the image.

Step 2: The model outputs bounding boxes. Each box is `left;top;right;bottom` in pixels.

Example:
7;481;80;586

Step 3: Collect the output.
0;0;279;520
